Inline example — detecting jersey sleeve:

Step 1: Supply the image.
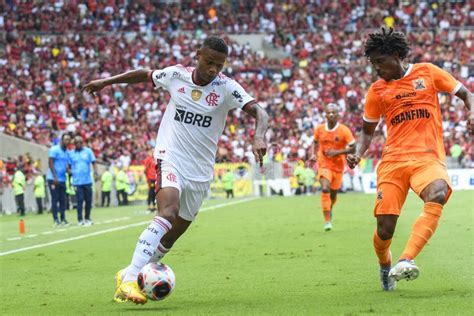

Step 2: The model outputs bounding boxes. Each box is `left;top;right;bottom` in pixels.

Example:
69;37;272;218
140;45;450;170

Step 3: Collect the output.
363;86;382;123
48;147;57;159
344;126;355;145
150;66;174;90
428;63;462;94
226;79;255;110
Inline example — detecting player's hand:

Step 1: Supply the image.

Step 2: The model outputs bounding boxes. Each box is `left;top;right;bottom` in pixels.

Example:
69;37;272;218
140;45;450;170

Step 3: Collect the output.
252;137;267;168
346;154;361;169
81;79;107;96
324;149;339;157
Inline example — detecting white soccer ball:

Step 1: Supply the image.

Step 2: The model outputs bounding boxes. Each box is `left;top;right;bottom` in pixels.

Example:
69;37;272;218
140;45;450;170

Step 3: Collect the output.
137;262;176;301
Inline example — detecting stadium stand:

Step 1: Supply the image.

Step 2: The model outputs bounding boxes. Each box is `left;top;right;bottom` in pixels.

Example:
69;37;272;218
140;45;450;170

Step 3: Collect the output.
1;1;473;172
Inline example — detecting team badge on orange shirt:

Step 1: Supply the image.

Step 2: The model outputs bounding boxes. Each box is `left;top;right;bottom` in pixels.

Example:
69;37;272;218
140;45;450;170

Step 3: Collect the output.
191;90;202;101
377;190;383;200
412;78;426;90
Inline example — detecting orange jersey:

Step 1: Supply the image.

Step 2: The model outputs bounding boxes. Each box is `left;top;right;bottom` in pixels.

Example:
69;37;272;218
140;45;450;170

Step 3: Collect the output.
314;123;355;173
364;63;461;162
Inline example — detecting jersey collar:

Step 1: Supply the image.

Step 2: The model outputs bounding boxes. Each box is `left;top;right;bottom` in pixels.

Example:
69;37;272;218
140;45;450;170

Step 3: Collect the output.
325;122;339;132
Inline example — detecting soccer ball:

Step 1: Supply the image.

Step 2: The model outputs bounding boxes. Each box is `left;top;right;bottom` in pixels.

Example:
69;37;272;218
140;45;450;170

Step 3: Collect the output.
137;262;176;301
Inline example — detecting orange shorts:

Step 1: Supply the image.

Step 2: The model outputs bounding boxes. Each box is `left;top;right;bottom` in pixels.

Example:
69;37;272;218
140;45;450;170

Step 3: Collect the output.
318;168;343;190
373;160;452;217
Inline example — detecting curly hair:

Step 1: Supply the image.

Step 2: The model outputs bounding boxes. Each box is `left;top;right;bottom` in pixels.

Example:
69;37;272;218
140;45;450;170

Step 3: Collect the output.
202;36;228;55
364;27;410;60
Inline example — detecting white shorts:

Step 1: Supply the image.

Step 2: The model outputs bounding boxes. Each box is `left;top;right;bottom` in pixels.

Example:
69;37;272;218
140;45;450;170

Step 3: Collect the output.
155;159;210;222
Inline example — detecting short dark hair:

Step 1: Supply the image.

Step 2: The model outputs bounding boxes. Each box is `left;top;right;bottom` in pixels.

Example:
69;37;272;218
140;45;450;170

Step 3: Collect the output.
202;36;228;55
364;27;410;60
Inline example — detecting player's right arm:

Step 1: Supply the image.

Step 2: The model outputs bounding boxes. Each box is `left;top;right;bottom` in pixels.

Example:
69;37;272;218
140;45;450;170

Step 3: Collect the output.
81;69;153;96
347;87;381;169
309;126;319;166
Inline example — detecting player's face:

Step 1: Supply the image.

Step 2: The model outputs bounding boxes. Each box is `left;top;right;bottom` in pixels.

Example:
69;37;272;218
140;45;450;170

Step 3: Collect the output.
369;52;402;81
196;47;227;84
325;108;338;124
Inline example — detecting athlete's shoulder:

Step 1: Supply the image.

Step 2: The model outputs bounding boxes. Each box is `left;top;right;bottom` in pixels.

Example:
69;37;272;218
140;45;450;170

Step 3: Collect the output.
369;79;387;91
338;123;352;132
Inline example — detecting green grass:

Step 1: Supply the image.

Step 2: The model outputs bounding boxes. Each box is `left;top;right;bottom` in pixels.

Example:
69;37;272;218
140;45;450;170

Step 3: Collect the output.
1;191;472;315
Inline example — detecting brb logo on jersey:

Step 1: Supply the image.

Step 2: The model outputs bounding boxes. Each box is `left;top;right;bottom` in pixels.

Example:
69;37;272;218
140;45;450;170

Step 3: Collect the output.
205;92;220;107
174;109;212;127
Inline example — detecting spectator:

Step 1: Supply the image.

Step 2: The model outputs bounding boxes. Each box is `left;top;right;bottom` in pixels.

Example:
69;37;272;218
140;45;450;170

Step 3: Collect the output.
222;169;236;199
116;165;129;206
12;165;26;216
101;167;113;207
69;135;97;226
33;170;46;214
47;133;71;227
143;149;157;211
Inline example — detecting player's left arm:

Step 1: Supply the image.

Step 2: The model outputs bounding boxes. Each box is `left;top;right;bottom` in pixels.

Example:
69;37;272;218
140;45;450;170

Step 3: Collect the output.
429;64;473;134
242;102;269;167
455;86;474;135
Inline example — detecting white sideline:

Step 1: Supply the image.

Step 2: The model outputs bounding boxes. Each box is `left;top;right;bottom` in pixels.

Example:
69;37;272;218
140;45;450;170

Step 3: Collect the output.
0;197;257;256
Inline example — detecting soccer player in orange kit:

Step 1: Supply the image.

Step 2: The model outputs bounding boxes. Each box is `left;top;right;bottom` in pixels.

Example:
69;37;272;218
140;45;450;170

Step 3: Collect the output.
347;28;474;291
310;103;355;231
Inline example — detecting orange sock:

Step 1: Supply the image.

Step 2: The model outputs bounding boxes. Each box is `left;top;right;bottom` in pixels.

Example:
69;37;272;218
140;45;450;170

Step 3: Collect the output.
400;202;443;261
373;230;392;267
321;193;331;222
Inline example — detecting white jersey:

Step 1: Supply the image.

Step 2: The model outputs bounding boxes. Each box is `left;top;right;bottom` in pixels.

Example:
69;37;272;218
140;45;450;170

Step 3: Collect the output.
151;65;255;181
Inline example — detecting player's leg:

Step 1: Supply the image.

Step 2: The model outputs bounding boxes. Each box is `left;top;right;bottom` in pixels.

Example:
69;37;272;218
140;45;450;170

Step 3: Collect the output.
318;169;333;229
115;160;179;304
391;162;452;282
152;177;210;263
327;171;343;228
149;216;192;263
373;162;410;290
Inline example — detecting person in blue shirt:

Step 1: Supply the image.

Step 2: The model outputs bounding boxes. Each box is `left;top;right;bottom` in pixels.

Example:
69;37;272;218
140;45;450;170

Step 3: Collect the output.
68;135;98;226
47;133;71;226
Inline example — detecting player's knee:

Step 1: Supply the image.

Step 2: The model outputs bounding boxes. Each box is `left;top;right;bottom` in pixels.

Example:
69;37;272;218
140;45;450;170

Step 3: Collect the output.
377;226;394;240
377;218;396;240
422;180;449;205
159;205;180;223
321;187;330;194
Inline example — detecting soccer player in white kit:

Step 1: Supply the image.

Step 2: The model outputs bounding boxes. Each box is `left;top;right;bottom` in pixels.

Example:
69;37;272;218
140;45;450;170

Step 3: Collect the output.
82;36;269;304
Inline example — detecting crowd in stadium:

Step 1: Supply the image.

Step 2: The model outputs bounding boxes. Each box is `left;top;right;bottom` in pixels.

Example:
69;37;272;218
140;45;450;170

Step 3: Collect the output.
1;1;473;170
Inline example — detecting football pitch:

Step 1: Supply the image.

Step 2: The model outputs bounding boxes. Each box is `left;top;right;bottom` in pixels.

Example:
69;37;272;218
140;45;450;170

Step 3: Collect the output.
1;191;472;315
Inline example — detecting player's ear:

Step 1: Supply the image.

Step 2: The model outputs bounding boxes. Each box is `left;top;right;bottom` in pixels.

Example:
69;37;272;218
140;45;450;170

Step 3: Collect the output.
196;48;202;59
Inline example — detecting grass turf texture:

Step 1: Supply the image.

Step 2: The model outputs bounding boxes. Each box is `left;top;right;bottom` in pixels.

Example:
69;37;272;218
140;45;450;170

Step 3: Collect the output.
1;191;472;315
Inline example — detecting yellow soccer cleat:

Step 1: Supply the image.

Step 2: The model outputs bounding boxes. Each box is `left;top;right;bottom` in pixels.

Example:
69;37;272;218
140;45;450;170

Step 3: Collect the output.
115;269;124;290
113;281;148;305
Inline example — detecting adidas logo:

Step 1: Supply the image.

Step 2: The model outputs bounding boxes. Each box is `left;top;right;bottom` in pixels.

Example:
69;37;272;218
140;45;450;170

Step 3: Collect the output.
178;87;185;94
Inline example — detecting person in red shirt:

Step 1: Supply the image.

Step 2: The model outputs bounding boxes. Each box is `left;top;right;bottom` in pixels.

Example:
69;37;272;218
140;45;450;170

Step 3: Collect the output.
143;148;157;212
